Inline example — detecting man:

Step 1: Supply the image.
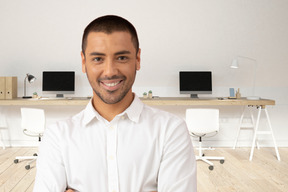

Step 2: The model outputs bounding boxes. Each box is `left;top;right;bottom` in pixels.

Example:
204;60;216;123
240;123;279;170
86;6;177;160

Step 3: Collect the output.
34;15;197;192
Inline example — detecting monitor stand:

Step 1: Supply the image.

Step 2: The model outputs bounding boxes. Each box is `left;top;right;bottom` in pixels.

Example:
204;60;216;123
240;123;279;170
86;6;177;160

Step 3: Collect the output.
56;94;64;98
190;94;198;98
22;96;32;99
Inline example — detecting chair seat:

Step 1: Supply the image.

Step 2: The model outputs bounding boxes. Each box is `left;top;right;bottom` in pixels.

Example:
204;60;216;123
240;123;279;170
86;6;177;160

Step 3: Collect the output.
186;108;225;170
23;129;44;136
14;108;46;170
191;130;217;136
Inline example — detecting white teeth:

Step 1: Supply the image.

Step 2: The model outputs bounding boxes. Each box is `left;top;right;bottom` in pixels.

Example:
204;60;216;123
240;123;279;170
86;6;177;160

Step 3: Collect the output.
104;81;120;87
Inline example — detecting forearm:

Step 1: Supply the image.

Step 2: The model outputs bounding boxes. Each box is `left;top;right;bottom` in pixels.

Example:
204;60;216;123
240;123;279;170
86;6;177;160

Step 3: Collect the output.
158;121;197;191
34;127;67;191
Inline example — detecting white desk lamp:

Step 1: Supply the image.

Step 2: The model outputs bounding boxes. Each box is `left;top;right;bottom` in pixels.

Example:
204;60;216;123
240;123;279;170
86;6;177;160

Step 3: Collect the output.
230;56;260;100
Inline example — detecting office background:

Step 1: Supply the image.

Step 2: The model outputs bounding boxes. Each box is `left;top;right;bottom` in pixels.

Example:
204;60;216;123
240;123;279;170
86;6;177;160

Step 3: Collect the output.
0;0;287;147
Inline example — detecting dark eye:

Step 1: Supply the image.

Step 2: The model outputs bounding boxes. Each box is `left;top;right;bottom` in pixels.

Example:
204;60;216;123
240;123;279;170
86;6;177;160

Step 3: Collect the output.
93;57;103;62
117;56;127;61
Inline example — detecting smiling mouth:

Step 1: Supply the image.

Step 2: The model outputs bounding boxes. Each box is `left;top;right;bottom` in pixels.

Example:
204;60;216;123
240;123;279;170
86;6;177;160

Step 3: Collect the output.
103;81;122;87
100;79;124;92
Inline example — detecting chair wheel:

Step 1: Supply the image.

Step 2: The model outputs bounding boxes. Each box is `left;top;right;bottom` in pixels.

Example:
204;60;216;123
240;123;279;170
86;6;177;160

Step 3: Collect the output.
209;165;214;170
33;153;38;156
25;165;31;170
202;154;205;157
220;159;225;164
14;159;19;164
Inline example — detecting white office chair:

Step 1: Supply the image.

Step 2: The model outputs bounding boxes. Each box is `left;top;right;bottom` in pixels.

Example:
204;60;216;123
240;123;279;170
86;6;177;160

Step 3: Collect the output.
0;114;8;150
186;108;224;170
14;108;45;170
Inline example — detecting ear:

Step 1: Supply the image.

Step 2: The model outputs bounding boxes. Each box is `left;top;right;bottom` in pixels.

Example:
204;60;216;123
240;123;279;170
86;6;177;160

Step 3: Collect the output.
81;51;86;73
136;48;141;71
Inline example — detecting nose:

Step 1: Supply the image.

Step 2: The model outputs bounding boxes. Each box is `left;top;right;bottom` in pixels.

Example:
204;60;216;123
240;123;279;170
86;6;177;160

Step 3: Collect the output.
103;59;118;77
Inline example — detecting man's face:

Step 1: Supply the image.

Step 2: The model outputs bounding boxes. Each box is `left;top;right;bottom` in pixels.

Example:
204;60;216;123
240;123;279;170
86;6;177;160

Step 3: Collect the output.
81;31;141;104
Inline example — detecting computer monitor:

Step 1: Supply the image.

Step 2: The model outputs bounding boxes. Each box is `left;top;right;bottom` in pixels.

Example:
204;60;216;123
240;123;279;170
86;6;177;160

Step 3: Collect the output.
42;71;75;98
179;71;212;98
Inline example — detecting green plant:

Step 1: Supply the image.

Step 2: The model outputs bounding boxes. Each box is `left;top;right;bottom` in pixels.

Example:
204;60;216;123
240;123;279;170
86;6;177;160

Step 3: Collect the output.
148;90;152;94
33;92;37;95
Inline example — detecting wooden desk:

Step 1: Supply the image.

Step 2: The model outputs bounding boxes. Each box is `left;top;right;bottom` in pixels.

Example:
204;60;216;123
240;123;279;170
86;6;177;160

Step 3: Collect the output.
0;97;279;161
0;97;90;106
141;97;275;107
0;97;275;107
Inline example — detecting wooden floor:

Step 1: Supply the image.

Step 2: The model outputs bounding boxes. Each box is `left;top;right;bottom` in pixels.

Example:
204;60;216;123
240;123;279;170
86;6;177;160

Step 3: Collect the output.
0;147;287;192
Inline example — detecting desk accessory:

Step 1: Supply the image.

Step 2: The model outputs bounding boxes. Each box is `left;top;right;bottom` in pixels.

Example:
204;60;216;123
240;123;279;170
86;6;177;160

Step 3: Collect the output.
229;88;235;97
231;56;260;100
148;90;153;99
236;88;241;98
0;77;5;99
228;88;236;99
0;76;17;99
143;92;148;99
32;92;38;98
23;74;36;99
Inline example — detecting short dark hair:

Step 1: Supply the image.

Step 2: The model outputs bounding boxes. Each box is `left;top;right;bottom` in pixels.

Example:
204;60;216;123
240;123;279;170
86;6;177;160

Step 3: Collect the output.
82;15;139;56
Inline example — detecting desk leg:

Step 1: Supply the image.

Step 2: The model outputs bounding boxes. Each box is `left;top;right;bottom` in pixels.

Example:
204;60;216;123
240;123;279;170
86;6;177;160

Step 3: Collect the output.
249;107;260;149
249;106;261;161
233;107;245;149
233;106;259;149
249;106;280;161
264;108;281;161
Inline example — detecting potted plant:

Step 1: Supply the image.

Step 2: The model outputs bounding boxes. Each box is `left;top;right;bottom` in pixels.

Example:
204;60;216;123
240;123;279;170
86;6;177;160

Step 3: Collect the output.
143;92;148;99
148;90;153;99
32;92;38;98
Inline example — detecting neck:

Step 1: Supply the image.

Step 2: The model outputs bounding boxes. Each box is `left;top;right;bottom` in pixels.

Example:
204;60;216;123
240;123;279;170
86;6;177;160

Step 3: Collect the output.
92;91;134;122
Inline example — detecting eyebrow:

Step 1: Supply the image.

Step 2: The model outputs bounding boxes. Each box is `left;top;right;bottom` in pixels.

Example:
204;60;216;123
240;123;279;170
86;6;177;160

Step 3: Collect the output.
89;52;105;56
115;50;131;55
89;50;131;56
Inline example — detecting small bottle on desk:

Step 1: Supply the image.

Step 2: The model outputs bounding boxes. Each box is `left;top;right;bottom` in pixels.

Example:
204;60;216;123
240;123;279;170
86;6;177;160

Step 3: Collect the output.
236;88;241;99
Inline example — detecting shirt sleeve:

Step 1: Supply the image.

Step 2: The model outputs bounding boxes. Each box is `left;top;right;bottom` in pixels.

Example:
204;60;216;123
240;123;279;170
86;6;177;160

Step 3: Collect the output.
33;123;67;192
157;119;197;192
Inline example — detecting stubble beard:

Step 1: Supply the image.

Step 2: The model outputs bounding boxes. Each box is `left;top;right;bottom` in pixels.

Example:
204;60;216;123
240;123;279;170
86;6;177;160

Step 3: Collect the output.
87;72;136;105
93;81;130;104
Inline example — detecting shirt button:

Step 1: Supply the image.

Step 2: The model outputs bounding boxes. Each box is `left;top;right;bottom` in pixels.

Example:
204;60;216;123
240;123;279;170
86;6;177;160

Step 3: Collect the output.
109;155;114;160
109;126;114;130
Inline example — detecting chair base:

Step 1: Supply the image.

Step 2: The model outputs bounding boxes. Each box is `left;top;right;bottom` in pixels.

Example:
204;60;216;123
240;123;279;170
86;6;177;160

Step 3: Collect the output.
196;140;225;170
196;155;225;170
14;155;37;170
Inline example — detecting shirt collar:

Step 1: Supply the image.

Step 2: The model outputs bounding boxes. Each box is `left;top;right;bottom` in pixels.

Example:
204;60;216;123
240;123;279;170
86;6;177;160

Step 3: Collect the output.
83;94;144;125
122;95;143;123
82;99;101;125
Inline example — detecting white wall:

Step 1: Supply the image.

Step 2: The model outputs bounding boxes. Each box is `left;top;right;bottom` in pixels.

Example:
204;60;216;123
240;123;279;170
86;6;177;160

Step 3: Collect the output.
0;0;287;147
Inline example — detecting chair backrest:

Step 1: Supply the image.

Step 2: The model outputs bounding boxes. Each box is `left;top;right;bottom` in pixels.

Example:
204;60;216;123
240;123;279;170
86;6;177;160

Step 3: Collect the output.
21;108;45;134
186;108;219;135
0;108;7;128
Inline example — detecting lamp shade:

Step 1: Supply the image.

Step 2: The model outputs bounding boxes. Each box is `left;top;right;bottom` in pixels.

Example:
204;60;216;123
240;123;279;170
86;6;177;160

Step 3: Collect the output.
27;74;36;83
230;56;260;100
230;58;239;69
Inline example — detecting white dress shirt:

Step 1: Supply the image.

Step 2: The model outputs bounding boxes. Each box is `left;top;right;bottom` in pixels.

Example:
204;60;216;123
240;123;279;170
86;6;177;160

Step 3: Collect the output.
33;95;197;192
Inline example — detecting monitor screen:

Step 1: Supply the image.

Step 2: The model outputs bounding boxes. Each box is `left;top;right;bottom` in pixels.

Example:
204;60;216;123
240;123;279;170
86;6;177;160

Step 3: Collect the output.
179;71;212;98
42;71;75;97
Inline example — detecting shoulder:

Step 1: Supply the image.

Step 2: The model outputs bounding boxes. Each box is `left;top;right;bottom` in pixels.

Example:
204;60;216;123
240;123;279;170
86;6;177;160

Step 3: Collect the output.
141;105;192;152
45;109;85;137
140;104;187;132
142;104;184;123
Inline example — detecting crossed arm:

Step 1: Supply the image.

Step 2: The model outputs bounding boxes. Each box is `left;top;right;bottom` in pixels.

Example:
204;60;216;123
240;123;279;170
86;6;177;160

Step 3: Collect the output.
65;190;157;192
